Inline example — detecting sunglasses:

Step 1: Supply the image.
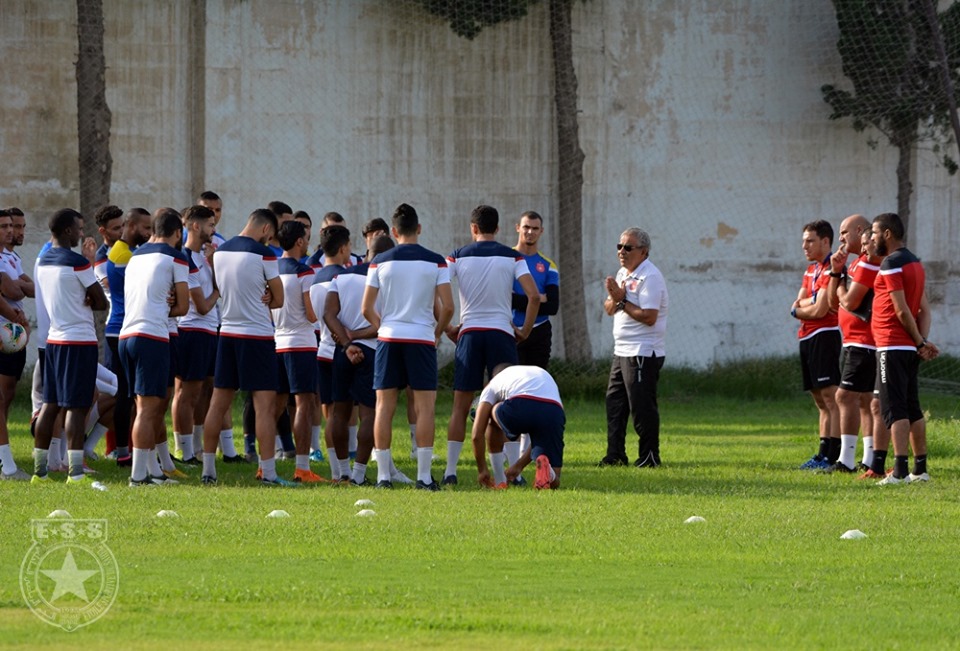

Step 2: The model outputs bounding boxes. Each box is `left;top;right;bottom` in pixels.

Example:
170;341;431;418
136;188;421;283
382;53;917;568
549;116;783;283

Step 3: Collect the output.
616;244;638;252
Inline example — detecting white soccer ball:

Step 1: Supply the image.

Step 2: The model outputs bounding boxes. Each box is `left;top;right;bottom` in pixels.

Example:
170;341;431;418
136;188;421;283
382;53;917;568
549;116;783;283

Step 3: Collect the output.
0;321;27;354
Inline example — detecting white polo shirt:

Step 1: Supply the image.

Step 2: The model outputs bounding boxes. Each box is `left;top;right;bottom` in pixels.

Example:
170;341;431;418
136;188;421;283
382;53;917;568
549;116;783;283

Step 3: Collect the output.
120;242;189;341
274;257;317;353
447;241;530;336
328;263;377;350
612;258;668;357
36;247;99;345
213;236;280;340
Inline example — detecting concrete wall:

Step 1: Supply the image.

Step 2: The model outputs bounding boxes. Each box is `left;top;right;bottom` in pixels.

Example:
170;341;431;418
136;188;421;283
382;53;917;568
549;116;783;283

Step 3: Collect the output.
1;0;956;367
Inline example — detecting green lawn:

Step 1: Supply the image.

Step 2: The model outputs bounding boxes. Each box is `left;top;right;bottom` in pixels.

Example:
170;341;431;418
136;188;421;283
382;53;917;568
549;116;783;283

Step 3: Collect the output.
2;390;959;649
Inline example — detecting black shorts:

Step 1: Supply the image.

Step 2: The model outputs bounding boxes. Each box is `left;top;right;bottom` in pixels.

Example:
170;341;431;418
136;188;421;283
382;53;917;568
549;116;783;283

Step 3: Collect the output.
799;330;841;392
877;349;923;428
839;345;876;393
517;321;552;370
0;346;27;380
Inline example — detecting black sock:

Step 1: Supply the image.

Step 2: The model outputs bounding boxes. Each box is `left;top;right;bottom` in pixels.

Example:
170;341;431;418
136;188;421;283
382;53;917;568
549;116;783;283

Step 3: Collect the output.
893;455;909;479
817;438;829;459
871;449;887;474
827;437;841;464
913;455;927;476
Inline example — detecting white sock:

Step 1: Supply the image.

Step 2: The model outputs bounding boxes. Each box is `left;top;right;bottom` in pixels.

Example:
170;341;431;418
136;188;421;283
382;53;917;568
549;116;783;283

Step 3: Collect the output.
193;425;203;455
220;429;238;457
147;449;163;477
336;456;350;478
862;436;874;466
295;454;309;471
839;434;857;469
48;438;62;470
351;462;367;484
374;448;392;483
490;452;507;485
0;443;16;474
59;435;67;457
417;447;433;484
84;402;100;435
176;433;194;460
67;450;84;479
519;433;531;457
260;456;277;481
326;448;339;478
132;448;150;481
275;435;283;453
156;441;176;472
85;423;108;455
310;425;321;452
202;452;217;478
503;441;520;467
348;425;358;454
444;441;463;477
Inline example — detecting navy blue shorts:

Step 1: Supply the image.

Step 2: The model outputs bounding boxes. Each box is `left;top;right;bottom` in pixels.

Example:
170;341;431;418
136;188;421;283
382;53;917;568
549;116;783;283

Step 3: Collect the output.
120;336;170;398
332;343;375;408
454;329;518;392
278;351;318;395
214;335;278;392
317;358;334;404
493;397;565;468
0;345;27;380
168;333;179;388
177;329;217;381
374;340;438;391
43;343;98;409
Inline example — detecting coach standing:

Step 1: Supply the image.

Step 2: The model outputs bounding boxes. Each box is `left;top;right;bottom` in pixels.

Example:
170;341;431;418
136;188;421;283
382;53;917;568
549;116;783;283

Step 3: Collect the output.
601;228;669;468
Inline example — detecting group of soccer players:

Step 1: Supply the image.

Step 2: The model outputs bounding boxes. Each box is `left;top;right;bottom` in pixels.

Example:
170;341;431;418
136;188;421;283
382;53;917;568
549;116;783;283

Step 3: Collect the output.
0;195;566;490
792;212;940;484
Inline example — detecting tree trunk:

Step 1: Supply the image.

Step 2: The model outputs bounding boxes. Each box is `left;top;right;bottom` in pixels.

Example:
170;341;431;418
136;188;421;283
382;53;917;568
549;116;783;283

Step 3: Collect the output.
76;0;112;237
895;129;915;234
919;0;960;169
548;0;589;362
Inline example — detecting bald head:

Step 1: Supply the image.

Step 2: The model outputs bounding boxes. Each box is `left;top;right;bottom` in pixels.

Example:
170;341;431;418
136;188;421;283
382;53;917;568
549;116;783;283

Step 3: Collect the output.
838;213;870;255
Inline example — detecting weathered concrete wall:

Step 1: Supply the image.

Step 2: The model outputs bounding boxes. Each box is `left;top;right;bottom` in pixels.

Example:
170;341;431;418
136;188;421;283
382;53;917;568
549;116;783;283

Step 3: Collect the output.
1;0;956;366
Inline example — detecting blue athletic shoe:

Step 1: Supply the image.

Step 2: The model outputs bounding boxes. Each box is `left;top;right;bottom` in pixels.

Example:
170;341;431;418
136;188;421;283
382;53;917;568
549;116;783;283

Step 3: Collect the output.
799;455;830;471
258;476;299;488
309;449;325;463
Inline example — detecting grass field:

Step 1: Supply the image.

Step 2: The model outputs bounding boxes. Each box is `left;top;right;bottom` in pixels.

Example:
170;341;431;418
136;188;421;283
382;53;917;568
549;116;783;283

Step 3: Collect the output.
2;378;959;650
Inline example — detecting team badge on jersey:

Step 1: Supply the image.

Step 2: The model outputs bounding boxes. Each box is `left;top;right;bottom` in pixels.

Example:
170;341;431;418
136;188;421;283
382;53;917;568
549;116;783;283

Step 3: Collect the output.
536;262;546;273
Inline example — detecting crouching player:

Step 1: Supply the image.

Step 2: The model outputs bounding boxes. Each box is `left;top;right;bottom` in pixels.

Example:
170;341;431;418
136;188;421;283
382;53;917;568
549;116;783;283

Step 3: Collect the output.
471;364;564;490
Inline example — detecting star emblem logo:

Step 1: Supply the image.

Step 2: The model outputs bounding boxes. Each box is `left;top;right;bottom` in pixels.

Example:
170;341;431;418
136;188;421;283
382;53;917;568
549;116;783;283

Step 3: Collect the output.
40;550;99;602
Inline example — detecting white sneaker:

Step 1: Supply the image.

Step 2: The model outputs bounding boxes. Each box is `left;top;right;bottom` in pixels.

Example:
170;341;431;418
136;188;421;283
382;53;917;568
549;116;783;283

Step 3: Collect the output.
878;474;904;486
390;468;415;485
0;468;31;481
906;472;931;483
84;450;100;461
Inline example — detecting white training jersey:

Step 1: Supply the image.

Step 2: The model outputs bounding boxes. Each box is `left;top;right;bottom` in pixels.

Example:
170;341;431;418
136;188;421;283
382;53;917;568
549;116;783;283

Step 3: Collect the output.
447;240;529;336
478;365;563;409
366;243;449;345
612;258;669;357
310;264;343;361
328;262;377;350
213;236;280;340
33;241;53;348
178;247;220;334
0;249;25;312
120;242;189;341
36;246;98;345
273;257;317;353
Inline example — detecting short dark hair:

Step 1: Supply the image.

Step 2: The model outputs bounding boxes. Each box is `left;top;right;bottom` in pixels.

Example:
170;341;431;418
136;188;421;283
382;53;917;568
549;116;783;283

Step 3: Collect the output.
198;190;221;203
471;205;499;234
7;207;24;218
362;217;390;236
268;201;293;217
392;203;419;236
803;219;833;245
322;211;345;226
873;212;905;241
248;208;279;233
320;224;351;257
93;205;123;227
124;207;150;224
49;208;82;237
278;220;307;251
370;234;395;257
0;210;9;219
520;210;542;224
183;205;215;225
293;210;312;225
153;208;183;238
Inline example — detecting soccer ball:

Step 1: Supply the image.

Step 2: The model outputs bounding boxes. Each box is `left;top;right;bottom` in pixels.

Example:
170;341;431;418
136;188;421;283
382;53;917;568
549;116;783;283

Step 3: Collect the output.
0;321;27;354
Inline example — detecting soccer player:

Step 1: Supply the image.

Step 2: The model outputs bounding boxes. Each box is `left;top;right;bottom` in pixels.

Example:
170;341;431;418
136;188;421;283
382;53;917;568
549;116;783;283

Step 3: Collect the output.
273;220;325;483
442;205;540;486
172;205;220;465
105;207;152;465
826;215;881;473
791;220;841;470
323;234;395;485
471;364;565;490
33;209;108;483
120;208;190;486
307;212;364;269
362;203;455;490
868;213;939;484
201;208;289;486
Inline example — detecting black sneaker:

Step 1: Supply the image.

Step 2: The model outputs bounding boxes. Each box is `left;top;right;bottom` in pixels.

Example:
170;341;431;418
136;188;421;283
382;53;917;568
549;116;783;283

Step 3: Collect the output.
598;456;628;467
129;477;159;487
510;476;527;487
350;477;369;486
822;462;856;474
177;456;202;466
634;453;661;468
375;480;393;489
222;454;250;464
856;462;871;472
116;454;132;468
441;474;458;486
201;475;217;485
415;478;441;491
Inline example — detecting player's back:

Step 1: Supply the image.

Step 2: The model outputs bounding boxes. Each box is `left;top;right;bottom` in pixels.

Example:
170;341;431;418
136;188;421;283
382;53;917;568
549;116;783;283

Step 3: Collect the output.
121;242;187;340
448;241;526;334
214;235;278;339
369;243;448;344
274;257;316;352
37;246;96;344
311;264;344;361
330;263;375;349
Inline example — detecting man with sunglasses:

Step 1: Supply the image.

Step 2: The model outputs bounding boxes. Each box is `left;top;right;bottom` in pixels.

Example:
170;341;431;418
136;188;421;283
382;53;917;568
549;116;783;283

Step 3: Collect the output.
601;228;669;468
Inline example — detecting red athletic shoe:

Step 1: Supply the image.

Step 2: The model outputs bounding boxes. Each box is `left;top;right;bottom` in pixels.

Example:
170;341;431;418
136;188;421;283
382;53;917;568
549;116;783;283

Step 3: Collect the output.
857;469;885;480
534;454;554;490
